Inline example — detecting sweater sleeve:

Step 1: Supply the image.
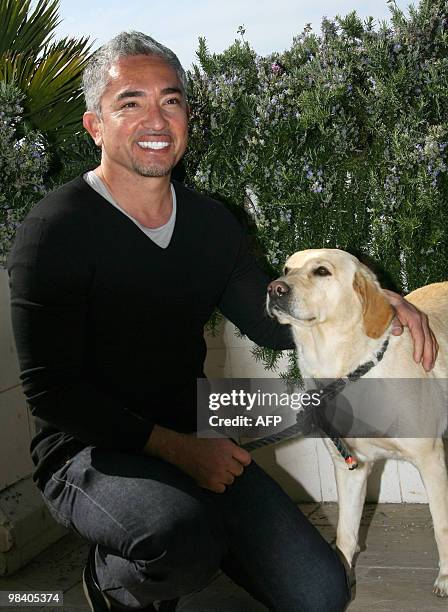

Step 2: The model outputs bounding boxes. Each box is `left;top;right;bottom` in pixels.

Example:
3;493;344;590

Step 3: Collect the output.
7;215;153;452
218;225;294;351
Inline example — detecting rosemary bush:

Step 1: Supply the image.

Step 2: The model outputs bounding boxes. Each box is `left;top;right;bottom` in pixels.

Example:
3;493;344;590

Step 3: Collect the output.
185;0;448;290
0;82;48;264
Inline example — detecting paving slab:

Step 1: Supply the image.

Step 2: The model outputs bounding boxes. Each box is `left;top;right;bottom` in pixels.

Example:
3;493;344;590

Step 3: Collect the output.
347;566;447;612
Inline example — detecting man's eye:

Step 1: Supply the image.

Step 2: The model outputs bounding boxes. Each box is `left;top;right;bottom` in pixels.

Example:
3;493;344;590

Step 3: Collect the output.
122;102;138;108
166;97;180;105
313;266;332;276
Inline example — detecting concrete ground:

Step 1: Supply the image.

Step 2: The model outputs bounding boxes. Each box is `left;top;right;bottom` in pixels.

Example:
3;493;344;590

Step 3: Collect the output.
1;503;446;612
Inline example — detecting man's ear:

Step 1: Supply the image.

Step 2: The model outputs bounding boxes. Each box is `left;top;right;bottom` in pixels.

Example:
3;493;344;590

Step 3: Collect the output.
83;111;103;147
353;268;394;339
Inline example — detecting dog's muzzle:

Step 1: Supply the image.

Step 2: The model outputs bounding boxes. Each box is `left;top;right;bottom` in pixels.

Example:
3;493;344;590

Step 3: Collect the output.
268;279;290;297
267;279;291;315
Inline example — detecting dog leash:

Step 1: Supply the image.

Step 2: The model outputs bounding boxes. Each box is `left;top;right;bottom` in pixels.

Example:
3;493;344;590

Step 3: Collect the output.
242;337;390;470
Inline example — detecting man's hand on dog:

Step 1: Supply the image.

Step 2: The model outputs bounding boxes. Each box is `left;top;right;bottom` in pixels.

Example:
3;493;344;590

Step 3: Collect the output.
144;425;251;493
383;289;439;371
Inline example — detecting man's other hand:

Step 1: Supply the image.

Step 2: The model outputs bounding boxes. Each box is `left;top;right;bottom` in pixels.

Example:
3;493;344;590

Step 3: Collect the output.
143;425;251;493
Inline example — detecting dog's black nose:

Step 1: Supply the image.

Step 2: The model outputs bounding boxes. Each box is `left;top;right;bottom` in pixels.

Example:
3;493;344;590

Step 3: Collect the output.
267;280;290;297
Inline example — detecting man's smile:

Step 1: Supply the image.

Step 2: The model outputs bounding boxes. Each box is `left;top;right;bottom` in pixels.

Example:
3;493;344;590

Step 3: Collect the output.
137;141;171;150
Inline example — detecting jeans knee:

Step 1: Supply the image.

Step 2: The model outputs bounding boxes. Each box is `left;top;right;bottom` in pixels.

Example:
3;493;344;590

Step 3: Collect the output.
272;549;351;612
130;501;226;594
302;550;351;612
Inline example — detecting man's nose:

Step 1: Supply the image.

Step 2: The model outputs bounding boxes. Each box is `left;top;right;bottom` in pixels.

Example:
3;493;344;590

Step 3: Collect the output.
267;280;290;297
141;104;167;130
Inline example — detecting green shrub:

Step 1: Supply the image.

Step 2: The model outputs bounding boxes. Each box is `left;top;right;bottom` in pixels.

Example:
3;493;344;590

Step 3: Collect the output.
185;0;448;293
0;82;48;264
48;130;100;187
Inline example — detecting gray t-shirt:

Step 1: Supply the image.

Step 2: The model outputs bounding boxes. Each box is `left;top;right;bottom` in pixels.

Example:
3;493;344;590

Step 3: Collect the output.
83;170;176;248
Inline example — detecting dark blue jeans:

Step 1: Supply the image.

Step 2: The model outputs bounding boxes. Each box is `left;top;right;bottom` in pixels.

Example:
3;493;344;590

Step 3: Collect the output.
41;445;350;611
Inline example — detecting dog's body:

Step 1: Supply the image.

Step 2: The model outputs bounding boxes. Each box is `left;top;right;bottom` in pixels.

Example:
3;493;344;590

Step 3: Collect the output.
267;249;448;597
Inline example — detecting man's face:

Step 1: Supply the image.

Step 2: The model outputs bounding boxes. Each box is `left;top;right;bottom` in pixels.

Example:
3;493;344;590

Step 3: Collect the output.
84;54;188;178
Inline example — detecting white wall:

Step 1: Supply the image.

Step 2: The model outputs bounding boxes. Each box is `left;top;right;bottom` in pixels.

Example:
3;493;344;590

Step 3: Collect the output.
0;269;34;491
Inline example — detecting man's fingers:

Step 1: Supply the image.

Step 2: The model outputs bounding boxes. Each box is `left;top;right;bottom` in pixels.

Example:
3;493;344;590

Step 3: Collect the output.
414;313;426;364
410;312;436;371
200;471;236;493
427;331;439;370
410;318;425;365
223;472;236;485
433;333;439;367
420;315;430;369
420;315;438;371
391;315;403;336
229;459;245;477
391;299;438;371
199;480;226;493
232;445;252;466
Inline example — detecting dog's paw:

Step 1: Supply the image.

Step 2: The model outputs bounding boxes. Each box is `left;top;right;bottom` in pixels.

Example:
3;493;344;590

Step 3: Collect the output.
433;573;448;598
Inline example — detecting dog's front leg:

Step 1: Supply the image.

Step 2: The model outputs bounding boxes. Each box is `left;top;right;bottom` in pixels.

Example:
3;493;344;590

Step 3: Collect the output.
333;454;372;566
414;438;448;597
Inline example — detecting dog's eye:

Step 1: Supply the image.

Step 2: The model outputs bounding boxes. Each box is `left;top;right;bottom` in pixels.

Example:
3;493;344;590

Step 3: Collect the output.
314;266;331;277
284;266;290;275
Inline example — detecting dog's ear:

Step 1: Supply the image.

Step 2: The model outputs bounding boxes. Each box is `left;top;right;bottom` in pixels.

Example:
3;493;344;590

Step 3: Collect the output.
353;269;394;339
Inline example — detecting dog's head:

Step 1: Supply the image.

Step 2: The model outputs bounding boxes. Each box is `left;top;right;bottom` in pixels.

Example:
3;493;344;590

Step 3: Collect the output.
267;249;394;339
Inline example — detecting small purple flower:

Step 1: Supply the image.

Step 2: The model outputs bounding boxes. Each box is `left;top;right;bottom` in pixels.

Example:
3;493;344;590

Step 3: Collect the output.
271;61;285;75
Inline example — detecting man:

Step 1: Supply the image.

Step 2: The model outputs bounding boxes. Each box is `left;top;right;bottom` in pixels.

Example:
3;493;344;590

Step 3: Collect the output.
8;32;437;612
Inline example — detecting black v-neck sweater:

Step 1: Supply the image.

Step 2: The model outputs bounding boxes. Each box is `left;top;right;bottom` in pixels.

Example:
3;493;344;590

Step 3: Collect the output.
7;175;293;489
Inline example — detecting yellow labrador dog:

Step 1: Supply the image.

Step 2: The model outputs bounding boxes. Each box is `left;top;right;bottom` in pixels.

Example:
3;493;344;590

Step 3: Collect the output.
267;248;448;597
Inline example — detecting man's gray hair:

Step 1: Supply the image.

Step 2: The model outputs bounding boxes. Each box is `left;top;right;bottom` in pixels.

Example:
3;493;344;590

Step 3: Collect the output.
82;31;187;116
